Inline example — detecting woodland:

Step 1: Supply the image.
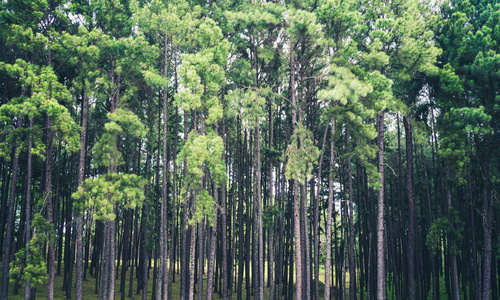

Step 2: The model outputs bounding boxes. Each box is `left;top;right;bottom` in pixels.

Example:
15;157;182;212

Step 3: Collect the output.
0;0;499;299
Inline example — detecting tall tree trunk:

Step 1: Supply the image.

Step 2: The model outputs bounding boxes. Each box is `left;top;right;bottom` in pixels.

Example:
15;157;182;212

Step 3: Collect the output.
254;119;264;300
1;118;22;300
75;91;89;300
141;146;152;300
482;183;492;300
120;210;132;300
158;36;170;300
445;174;459;300
168;109;179;300
314;125;328;300
268;107;275;300
197;221;205;300
220;113;228;300
24;118;34;300
45;116;56;300
325;119;336;300
189;224;196;300
346;127;356;300
377;112;386;300
404;116;415;300
290;48;303;300
206;183;219;300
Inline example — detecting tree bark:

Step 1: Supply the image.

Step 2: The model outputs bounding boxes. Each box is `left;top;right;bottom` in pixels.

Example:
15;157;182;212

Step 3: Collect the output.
377;113;386;300
290;48;303;300
482;183;492;300
24;118;34;300
346;127;356;300
75;91;89;300
325;119;336;300
404;116;416;300
1;118;22;300
45;116;56;300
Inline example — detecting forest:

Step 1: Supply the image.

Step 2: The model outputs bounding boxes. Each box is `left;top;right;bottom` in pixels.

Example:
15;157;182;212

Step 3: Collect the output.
0;0;499;299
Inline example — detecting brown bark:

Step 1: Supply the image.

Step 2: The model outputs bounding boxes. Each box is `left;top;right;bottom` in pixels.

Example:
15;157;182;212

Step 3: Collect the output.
206;183;218;300
325;120;336;300
24;118;34;300
1;118;22;300
45;116;55;300
314;125;328;300
75;91;89;300
377;113;386;300
346;127;356;300
482;184;492;300
404;116;416;300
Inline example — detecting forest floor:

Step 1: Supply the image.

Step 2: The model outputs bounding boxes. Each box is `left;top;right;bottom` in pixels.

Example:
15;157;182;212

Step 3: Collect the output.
4;262;335;299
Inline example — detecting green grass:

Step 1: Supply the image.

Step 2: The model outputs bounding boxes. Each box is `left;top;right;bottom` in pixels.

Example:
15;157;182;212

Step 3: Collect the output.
3;261;347;299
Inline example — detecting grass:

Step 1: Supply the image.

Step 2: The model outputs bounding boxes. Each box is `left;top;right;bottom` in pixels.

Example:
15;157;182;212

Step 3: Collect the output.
3;261;356;299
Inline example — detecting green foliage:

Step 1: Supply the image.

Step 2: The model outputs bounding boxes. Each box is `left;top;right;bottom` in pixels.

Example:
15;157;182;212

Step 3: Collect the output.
438;106;491;184
0;59;81;157
426;207;464;255
284;124;320;184
318;66;373;107
9;214;52;287
263;205;280;229
72;173;146;220
178;130;225;225
92;109;147;168
286;8;322;44
226;88;267;128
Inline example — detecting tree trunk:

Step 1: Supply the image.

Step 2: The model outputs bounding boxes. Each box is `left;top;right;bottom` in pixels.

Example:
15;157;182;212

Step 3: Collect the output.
206;183;218;300
346;127;356;300
24;118;34;300
325;119;336;300
220;112;228;300
482;183;492;300
290;48;303;300
157;36;170;300
377;113;386;300
1;118;22;300
445;178;459;300
189;224;196;300
75;91;88;300
314;125;328;300
404;116;415;300
45;116;56;300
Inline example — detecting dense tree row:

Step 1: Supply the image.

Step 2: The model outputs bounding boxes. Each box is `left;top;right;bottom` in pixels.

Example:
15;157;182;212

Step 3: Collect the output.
0;0;499;299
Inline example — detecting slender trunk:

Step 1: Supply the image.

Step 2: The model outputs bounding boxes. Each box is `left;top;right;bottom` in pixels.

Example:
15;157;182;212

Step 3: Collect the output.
290;48;303;300
255;120;264;300
45;116;56;300
1;119;22;300
268;99;275;300
168;110;179;300
157;36;170;300
24;118;34;300
120;210;132;300
445;176;459;300
206;185;218;300
482;183;492;300
197;221;205;300
221;113;228;300
75;90;88;300
313;125;328;300
346;128;356;300
325;120;336;300
301;181;311;299
141;148;152;300
377;113;386;300
404;116;415;300
189;224;196;300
